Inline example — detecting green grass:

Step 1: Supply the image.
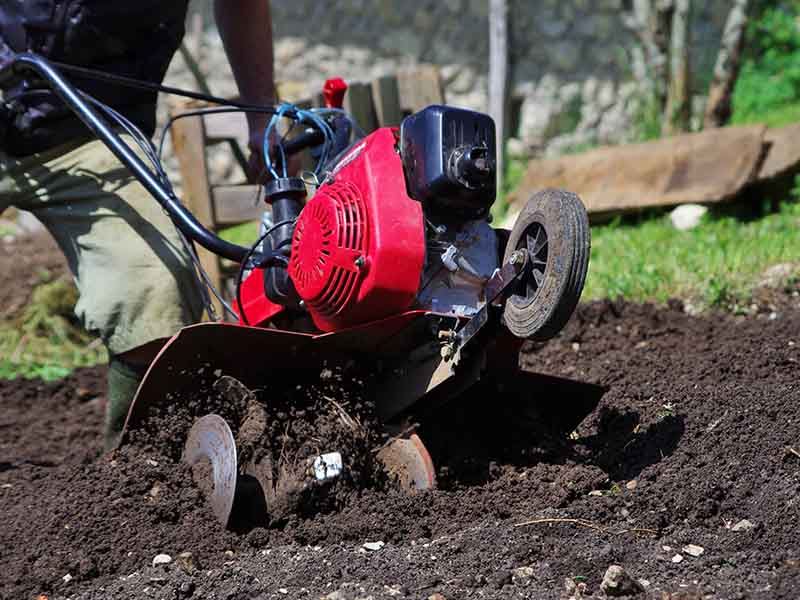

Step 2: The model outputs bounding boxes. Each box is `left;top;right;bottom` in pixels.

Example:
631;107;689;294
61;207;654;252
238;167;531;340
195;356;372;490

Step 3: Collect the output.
583;200;800;307
0;279;107;380
218;221;259;246
733;100;800;128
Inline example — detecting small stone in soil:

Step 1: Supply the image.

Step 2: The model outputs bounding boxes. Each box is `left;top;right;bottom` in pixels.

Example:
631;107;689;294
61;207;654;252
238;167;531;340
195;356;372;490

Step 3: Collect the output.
682;544;704;557
152;554;172;567
672;554;684;563
512;566;535;581
176;551;197;574
732;519;755;532
362;541;385;551
600;565;645;597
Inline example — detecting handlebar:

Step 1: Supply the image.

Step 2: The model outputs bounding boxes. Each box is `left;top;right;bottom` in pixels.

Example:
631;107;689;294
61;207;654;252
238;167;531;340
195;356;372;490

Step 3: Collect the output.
0;54;335;263
283;128;325;156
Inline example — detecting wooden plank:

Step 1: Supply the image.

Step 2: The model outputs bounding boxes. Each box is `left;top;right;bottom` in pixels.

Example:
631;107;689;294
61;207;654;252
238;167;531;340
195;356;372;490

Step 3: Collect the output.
508;125;767;215
758;123;800;180
370;75;403;127
169;109;223;317
202;112;249;147
212;186;265;225
344;80;378;134
396;65;444;116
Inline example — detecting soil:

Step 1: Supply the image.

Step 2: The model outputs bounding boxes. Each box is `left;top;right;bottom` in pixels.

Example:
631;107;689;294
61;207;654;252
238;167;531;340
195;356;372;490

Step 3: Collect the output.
1;283;799;599
0;232;71;322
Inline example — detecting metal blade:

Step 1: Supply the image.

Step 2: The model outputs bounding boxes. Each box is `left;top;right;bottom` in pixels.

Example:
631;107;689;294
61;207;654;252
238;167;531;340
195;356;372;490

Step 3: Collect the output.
377;433;436;492
183;414;238;527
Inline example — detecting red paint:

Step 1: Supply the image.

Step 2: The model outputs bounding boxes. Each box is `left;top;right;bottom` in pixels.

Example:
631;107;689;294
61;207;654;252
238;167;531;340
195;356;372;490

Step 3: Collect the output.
237;128;425;332
323;77;347;108
234;267;284;326
289;127;425;331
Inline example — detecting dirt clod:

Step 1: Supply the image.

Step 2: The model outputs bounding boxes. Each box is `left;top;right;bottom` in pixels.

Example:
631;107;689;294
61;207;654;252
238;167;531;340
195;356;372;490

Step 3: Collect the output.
601;564;645;597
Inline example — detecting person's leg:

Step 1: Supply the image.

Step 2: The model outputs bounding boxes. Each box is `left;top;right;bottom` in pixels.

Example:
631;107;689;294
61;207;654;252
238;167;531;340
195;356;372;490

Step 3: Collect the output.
1;138;204;449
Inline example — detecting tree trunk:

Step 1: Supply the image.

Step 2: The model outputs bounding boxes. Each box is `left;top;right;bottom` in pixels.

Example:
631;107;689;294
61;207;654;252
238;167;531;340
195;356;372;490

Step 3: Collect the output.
488;0;508;200
624;0;673;116
663;0;692;135
704;0;750;129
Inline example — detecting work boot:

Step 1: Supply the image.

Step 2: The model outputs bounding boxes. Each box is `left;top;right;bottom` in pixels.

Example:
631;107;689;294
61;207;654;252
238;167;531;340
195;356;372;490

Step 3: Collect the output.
104;358;146;451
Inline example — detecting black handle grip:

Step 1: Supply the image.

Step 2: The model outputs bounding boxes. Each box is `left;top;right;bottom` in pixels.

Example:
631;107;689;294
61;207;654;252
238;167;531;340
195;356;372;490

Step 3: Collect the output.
283;128;325;156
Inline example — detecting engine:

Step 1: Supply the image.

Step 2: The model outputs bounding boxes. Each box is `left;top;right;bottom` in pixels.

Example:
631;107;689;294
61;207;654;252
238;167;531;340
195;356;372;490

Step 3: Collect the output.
289;128;426;331
237;106;500;332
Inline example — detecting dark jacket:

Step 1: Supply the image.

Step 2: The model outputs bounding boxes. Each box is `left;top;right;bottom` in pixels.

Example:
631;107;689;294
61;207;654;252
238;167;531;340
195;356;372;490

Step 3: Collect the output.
0;0;189;156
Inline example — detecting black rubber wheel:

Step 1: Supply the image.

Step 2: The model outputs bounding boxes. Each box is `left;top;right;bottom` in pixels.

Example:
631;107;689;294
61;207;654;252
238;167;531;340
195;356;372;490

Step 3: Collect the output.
502;188;590;341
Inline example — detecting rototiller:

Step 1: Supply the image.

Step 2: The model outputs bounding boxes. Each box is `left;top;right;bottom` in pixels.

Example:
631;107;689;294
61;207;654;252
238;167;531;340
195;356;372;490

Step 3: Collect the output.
1;54;602;527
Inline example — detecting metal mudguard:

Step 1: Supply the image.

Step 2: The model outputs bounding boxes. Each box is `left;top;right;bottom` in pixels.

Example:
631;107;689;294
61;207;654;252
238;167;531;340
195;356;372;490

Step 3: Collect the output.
120;310;606;443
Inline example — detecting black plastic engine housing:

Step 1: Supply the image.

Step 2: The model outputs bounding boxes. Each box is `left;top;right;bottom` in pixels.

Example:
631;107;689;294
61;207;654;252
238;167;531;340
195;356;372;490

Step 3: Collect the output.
400;105;496;219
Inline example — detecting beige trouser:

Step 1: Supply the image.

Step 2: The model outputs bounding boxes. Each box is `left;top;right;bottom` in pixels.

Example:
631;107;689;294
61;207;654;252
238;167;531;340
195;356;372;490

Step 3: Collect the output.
0;136;203;356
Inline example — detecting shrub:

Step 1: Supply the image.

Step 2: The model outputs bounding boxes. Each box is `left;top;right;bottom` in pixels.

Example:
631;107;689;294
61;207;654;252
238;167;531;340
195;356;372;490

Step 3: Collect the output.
732;5;800;124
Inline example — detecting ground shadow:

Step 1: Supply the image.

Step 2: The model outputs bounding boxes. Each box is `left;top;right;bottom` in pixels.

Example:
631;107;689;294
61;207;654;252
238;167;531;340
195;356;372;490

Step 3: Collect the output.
580;405;686;481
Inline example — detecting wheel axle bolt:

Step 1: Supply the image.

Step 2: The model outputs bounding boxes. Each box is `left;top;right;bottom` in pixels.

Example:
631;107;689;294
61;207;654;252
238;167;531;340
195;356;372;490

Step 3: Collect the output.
510;250;525;265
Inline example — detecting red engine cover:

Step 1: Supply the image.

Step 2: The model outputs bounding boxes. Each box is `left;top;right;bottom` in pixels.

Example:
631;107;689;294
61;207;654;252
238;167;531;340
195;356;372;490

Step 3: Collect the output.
289;128;425;331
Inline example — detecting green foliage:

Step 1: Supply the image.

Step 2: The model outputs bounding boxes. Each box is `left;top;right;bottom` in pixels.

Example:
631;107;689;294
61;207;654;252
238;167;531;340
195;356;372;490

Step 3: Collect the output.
732;6;800;125
219;221;259;246
584;200;800;308
0;279;106;380
0;360;71;381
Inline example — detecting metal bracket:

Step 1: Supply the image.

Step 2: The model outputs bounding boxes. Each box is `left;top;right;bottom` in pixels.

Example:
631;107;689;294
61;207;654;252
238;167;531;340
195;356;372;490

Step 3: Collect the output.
451;249;528;352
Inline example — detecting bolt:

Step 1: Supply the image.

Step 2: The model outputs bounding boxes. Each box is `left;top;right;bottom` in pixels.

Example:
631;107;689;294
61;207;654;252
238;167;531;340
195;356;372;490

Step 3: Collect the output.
354;255;366;268
509;250;526;266
438;330;456;342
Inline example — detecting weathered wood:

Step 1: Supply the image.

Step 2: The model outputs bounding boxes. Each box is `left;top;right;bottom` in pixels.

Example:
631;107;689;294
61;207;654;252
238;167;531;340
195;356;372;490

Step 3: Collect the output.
509;125;766;215
212;186;265;225
758;123;800;180
344;80;378;134
489;0;509;199
371;75;403;127
202;111;250;147
396;65;444;116
704;0;750;129
169;109;223;317
663;0;692;135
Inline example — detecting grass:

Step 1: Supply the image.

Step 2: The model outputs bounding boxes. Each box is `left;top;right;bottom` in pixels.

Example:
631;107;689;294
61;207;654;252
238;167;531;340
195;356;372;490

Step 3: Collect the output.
0;279;107;381
218;221;259;246
733;100;800;128
583;200;800;308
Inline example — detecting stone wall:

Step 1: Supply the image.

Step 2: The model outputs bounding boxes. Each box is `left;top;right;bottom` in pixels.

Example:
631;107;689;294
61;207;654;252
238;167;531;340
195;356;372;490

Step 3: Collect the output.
183;1;733;154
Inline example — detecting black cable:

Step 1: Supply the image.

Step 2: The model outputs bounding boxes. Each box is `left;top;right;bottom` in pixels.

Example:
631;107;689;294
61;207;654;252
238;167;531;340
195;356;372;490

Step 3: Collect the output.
156;106;283;163
47;59;274;110
235;218;296;326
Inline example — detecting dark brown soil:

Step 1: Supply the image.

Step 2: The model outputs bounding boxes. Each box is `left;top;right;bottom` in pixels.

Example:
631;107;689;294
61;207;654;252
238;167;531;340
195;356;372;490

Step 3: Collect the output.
2;284;800;599
0;232;70;321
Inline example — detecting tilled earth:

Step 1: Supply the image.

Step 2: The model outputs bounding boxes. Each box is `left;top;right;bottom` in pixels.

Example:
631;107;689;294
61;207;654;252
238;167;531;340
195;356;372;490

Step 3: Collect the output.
2;283;800;599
